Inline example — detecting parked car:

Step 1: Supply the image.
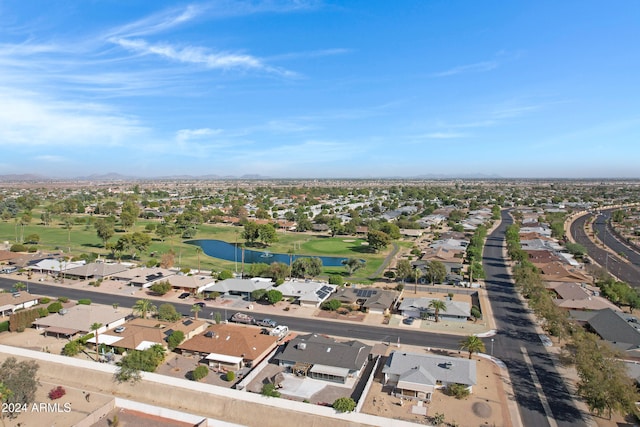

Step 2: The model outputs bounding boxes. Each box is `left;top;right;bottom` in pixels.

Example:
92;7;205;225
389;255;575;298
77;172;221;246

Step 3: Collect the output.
270;325;289;339
256;318;277;328
230;312;256;325
178;292;191;299
403;317;416;325
193;302;206;308
114;326;126;333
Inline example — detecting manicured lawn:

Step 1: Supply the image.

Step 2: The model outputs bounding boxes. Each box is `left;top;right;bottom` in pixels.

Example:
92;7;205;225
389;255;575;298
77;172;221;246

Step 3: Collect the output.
0;217;392;282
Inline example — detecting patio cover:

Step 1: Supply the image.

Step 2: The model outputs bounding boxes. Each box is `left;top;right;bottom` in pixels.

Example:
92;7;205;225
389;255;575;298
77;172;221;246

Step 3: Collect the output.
309;364;350;377
43;326;78;336
205;353;243;365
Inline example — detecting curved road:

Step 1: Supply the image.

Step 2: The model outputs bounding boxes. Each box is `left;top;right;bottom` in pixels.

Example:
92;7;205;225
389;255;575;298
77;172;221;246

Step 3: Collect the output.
483;211;586;427
570;211;640;288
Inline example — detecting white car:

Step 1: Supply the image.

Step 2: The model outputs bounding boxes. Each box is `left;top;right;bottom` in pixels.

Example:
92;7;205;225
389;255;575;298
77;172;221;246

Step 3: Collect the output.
114;326;126;333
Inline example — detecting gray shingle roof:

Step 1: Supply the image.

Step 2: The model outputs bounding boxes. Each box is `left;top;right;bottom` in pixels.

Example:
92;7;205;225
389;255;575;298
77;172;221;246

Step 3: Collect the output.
277;333;371;370
382;351;476;386
588;308;640;350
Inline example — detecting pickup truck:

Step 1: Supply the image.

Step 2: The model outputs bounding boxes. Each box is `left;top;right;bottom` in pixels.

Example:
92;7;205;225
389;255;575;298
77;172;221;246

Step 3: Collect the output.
230;312;256;325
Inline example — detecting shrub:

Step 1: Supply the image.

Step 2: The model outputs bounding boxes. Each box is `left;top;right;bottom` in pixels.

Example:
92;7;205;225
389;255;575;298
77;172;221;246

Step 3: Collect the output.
470;306;482;319
58;297;69;303
28;246;37;253
48;386;66;400
39;297;51;304
217;270;234;280
47;301;63;313
192;365;209;381
9;244;27;252
225;371;235;382
0;321;9;332
446;383;470;399
332;397;356;412
328;274;344;286
37;308;49;318
77;299;92;305
261;383;280;397
321;299;342;311
62;340;82;356
167;330;185;350
395;283;404;291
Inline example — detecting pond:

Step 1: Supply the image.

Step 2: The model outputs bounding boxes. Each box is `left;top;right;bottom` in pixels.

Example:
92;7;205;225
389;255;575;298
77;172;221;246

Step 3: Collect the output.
187;239;351;267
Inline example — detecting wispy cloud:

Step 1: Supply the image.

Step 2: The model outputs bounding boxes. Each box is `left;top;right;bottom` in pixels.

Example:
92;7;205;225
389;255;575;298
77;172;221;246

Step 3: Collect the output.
432;60;498;77
0;87;146;146
267;48;351;61
35;155;65;163
176;127;223;143
110;37;295;76
416;132;470;139
105;4;204;39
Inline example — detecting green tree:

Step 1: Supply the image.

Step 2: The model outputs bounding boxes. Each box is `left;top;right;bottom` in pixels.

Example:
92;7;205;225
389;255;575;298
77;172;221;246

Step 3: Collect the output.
251;289;267;302
291;257;322;278
167;330;185;350
427;260;447;284
258;223;278;246
63;340;82;356
395;259;413;282
133;299;156;319
428;299;447;322
266;289;283;305
94;218;115;247
460;335;485;359
342;257;365;276
367;230;391;252
242;221;260;244
0;357;39;418
157;303;181;322
332;397;356;412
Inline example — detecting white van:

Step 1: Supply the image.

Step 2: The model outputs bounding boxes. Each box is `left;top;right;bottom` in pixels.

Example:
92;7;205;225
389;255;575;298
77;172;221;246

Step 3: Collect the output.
269;325;289;340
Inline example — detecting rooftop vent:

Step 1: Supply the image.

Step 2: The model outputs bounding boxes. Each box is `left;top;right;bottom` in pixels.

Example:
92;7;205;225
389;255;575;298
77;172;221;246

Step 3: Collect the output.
298;343;307;350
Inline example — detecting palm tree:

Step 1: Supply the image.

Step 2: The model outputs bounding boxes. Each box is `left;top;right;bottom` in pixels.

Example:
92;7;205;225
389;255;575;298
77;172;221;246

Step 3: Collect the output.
460;335;486;359
195;246;202;273
190;304;202;320
91;322;103;361
133;299;156;319
413;268;422;294
428;299;447;323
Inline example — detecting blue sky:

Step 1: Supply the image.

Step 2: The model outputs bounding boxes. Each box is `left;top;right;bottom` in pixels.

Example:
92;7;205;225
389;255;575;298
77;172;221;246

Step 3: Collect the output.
1;1;639;179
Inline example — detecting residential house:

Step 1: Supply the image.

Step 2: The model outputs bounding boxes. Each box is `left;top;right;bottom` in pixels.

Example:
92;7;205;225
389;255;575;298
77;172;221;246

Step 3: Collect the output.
0;292;39;317
63;262;130;280
581;308;640;355
398;297;471;322
382;351;477;402
32;304;127;338
332;287;398;314
95;317;208;351
178;323;279;371
275;333;372;384
546;282;620;312
206;278;274;300
110;267;177;288
164;274;216;294
276;280;337;307
27;258;86;275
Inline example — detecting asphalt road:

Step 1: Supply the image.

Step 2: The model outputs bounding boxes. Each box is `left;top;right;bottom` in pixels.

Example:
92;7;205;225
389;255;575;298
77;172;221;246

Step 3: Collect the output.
0;278;464;351
483;211;586;427
570;211;640;288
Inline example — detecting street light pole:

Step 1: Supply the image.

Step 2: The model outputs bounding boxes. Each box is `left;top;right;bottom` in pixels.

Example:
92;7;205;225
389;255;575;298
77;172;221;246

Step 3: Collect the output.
491;338;494;356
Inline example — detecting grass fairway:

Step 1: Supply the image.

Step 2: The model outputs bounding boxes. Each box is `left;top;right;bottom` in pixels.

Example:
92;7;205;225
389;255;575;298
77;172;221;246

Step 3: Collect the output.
0;218;390;283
